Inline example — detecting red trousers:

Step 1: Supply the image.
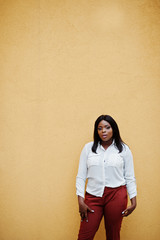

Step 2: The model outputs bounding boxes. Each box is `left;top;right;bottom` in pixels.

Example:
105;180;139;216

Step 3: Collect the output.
78;186;128;240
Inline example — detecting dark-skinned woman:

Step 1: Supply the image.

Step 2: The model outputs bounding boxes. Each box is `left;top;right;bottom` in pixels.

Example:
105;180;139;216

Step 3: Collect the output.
76;115;137;240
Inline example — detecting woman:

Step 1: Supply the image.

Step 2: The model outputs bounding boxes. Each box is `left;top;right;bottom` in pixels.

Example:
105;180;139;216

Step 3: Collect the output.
76;115;137;240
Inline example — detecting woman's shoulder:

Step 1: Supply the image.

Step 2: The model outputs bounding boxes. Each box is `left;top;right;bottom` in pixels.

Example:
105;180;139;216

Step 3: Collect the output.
81;141;93;155
84;141;93;149
122;143;132;154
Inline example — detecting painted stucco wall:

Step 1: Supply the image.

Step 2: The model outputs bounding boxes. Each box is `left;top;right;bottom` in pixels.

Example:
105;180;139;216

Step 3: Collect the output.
0;1;160;239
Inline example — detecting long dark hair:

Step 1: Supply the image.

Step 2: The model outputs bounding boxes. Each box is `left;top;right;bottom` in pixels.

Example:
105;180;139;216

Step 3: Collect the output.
92;115;124;153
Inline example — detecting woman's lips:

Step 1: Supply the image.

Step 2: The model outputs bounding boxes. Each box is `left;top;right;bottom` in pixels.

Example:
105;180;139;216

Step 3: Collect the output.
102;135;107;138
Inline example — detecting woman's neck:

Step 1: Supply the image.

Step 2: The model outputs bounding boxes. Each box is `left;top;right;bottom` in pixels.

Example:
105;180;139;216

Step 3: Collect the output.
101;139;113;150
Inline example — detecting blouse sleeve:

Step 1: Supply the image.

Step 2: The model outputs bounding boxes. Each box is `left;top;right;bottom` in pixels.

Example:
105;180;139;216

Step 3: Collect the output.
123;146;137;199
76;144;88;198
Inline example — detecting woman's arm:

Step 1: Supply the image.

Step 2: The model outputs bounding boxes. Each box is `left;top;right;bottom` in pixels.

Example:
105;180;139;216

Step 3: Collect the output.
76;145;88;198
122;146;137;217
123;146;137;200
78;195;94;222
76;144;94;221
122;196;137;217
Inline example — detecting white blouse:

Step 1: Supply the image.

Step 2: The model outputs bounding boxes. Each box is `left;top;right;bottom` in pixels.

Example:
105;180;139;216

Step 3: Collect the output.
76;140;137;199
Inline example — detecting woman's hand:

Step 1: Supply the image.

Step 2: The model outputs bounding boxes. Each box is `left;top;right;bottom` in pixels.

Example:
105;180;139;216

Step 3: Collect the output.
78;196;94;222
122;196;137;217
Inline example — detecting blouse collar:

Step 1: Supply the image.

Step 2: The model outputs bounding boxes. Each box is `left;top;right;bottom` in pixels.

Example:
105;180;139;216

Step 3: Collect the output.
98;139;115;151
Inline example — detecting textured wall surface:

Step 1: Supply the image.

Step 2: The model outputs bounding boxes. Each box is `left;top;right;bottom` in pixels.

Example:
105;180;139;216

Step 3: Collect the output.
0;1;160;239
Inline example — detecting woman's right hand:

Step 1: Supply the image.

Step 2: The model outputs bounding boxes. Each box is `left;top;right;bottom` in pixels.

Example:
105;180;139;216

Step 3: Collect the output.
78;196;94;222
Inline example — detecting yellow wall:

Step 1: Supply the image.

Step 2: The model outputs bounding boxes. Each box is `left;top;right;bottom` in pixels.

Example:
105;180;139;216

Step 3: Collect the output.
0;1;160;239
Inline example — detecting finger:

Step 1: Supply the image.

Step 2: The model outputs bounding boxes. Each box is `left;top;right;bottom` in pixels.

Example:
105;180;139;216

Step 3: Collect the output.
81;213;85;221
84;211;88;222
123;211;128;217
122;209;132;217
122;209;129;217
87;206;94;213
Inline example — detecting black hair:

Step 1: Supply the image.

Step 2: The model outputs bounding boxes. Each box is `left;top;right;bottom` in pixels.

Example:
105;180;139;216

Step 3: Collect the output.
92;115;124;153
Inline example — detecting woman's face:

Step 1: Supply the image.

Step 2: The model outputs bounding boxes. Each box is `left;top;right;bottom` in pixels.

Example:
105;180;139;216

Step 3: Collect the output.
97;120;113;142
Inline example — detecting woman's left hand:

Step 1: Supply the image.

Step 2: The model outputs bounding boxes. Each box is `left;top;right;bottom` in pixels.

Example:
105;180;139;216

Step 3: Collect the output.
122;196;137;217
